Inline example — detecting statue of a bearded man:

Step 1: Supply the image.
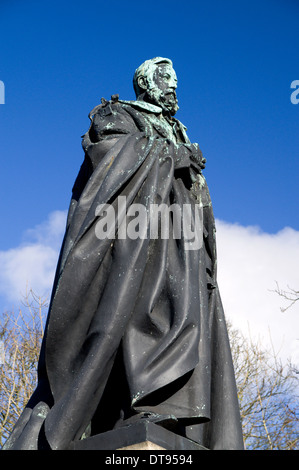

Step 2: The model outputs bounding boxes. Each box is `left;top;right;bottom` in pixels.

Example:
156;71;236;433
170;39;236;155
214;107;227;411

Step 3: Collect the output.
4;58;244;450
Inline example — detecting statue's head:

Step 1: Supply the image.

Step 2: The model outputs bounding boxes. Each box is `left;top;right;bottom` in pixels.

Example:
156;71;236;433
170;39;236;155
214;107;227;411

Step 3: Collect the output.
133;57;179;116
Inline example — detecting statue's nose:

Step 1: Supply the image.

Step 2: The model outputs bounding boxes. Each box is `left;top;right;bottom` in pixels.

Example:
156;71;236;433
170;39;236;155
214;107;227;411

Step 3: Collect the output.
169;77;177;89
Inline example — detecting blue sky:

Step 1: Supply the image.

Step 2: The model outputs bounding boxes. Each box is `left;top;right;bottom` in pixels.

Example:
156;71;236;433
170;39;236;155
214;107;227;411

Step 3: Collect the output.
0;0;298;363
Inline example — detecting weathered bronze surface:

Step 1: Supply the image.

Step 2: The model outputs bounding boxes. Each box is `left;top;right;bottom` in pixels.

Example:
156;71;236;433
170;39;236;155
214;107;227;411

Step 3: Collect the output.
4;58;244;450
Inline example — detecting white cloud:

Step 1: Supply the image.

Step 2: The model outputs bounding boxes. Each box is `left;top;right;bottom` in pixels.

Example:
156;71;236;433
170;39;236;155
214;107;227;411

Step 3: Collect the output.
0;211;67;308
23;210;67;248
216;220;299;366
0;210;298;367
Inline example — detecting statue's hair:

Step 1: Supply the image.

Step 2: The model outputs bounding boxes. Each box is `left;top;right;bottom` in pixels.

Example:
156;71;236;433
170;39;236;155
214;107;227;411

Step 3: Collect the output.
133;57;173;97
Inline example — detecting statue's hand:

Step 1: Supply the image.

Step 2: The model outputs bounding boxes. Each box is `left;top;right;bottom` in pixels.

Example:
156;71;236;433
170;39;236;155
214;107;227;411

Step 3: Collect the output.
186;143;206;169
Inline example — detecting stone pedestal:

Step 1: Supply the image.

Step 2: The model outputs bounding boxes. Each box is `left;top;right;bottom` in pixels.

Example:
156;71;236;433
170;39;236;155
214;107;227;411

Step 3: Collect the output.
72;421;207;450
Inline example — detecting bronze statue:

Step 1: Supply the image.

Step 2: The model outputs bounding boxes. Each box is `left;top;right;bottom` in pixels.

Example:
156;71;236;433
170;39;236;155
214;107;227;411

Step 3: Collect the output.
4;58;244;450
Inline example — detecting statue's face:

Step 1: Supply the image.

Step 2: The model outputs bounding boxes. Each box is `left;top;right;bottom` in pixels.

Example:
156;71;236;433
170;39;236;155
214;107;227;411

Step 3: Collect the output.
152;63;178;95
145;63;179;116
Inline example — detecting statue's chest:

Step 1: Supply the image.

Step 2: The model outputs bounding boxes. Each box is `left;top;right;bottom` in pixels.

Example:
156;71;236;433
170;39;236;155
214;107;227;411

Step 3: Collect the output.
144;114;187;144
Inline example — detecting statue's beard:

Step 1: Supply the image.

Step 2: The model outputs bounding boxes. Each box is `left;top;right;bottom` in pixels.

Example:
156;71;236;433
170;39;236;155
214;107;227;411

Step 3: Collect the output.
145;87;179;116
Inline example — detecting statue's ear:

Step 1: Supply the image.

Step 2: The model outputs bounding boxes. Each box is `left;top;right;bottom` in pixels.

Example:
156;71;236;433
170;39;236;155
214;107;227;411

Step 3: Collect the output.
137;76;147;91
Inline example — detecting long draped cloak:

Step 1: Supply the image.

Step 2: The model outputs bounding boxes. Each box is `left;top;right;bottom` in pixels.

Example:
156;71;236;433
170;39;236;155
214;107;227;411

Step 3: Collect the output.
3;98;244;450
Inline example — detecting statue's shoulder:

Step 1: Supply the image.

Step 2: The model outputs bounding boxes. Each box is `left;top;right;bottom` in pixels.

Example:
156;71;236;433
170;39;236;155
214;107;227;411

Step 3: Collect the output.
118;99;162;115
88;95;121;120
118;99;189;136
87;95;161;122
85;96;140;140
119;99;188;133
86;96;189;141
